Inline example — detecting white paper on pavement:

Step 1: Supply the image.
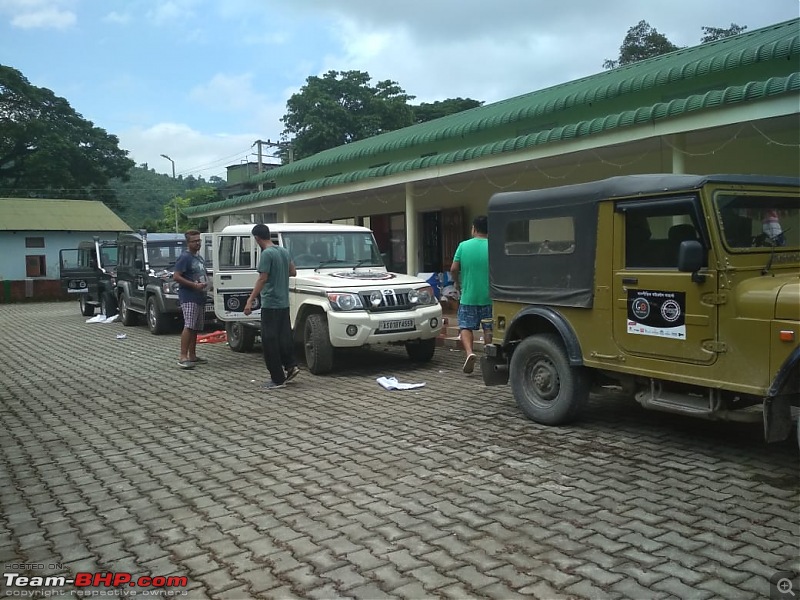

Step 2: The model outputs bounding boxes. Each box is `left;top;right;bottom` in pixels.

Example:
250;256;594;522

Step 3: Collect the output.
376;376;425;391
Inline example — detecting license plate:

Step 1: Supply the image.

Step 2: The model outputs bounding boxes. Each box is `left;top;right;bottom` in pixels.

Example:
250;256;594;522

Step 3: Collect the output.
379;319;414;331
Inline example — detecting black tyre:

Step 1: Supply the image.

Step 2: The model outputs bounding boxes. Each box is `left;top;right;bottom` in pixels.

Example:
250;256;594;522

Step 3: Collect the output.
227;321;256;353
101;291;118;318
79;295;94;317
119;293;138;326
146;296;169;335
304;313;334;374
406;338;436;362
509;333;590;425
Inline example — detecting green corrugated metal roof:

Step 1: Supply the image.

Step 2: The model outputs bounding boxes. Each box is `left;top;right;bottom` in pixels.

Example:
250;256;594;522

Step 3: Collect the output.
187;18;800;216
188;72;799;215
0;198;131;231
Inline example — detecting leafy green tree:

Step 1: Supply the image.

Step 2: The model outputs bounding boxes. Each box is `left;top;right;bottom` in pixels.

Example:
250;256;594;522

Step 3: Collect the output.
144;187;219;233
0;65;134;206
603;20;681;69
412;98;483;124
701;23;747;43
281;70;416;160
109;165;222;229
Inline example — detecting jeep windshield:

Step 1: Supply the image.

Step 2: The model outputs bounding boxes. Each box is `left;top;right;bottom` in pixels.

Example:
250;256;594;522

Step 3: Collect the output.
717;193;799;251
147;243;184;269
282;232;383;269
99;246;118;267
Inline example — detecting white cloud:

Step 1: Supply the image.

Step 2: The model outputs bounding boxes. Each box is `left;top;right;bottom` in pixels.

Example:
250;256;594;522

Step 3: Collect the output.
119;122;276;180
189;73;263;112
188;72;288;139
146;0;201;26
103;11;131;25
295;0;798;103
0;0;76;29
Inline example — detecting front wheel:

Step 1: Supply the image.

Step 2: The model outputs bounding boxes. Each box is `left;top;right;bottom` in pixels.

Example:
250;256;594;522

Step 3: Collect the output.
119;293;138;326
509;334;590;426
304;314;334;374
79;295;94;317
406;338;436;362
227;321;256;352
146;296;169;335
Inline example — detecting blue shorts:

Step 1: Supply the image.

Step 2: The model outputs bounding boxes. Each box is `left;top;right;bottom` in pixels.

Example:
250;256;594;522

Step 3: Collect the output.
181;301;205;331
457;304;493;331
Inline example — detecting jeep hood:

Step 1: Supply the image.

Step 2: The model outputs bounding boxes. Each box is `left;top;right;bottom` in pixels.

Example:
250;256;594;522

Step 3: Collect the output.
295;269;426;289
737;275;800;321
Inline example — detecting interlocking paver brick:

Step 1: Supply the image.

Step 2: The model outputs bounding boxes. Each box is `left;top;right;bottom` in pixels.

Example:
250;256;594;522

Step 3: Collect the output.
1;302;797;600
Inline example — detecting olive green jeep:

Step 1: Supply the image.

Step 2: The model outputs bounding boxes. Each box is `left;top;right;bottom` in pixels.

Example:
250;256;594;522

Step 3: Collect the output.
482;174;799;443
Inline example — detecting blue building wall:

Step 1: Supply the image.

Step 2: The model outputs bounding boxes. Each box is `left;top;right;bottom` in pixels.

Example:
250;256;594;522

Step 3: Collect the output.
0;231;121;281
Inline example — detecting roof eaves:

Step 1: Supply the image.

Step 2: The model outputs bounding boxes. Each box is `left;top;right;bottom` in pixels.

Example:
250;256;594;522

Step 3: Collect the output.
187;72;799;217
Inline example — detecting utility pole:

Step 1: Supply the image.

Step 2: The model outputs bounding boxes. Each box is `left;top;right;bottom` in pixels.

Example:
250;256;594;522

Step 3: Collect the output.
253;140;264;192
160;154;179;232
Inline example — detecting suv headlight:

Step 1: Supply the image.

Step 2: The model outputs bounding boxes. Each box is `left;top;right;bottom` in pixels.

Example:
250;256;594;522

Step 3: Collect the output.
327;292;364;311
408;286;434;305
162;280;180;295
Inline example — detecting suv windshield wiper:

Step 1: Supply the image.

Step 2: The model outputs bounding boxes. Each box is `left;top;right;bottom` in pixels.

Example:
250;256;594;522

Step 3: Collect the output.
352;259;380;271
314;259;345;272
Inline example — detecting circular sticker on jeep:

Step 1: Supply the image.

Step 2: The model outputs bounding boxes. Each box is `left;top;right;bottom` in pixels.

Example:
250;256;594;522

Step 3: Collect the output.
631;297;650;320
660;299;682;323
226;297;240;310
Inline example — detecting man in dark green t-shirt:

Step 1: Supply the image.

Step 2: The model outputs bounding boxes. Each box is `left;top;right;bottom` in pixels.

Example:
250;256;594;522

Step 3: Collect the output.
244;224;300;389
450;215;492;374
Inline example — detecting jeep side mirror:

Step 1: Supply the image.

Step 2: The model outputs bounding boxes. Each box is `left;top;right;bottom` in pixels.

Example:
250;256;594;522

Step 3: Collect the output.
678;240;705;283
134;259;144;270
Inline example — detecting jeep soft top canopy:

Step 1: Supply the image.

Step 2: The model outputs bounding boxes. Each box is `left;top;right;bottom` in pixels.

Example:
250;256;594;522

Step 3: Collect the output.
487;173;799;309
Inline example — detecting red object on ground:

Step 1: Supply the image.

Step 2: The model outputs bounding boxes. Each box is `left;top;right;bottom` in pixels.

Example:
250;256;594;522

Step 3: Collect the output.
197;330;227;344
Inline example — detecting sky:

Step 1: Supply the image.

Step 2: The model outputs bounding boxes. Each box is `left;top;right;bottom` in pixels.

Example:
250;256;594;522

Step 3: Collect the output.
1;0;798;181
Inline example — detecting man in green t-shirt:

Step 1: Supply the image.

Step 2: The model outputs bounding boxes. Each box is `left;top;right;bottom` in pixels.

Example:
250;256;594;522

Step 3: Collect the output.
450;215;492;374
244;224;300;390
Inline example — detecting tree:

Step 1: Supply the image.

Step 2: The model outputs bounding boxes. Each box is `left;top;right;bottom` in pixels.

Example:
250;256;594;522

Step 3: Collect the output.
281;70;416;160
412;98;483;124
0;65;134;206
142;187;219;233
701;23;747;43
603;20;681;69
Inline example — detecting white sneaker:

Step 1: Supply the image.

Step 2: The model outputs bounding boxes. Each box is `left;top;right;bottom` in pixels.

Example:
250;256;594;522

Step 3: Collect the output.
463;353;477;374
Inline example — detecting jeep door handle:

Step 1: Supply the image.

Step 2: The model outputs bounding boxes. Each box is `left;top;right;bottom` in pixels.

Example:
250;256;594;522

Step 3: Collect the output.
221;275;232;280
622;277;638;285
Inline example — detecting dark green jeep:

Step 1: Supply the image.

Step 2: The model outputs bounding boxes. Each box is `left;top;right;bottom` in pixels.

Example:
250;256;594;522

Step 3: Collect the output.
59;238;119;317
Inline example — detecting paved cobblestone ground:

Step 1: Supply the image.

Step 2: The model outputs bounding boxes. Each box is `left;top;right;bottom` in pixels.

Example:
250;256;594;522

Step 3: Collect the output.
1;302;798;599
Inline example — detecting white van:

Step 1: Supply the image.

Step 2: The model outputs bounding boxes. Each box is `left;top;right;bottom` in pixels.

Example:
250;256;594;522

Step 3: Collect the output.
212;223;442;374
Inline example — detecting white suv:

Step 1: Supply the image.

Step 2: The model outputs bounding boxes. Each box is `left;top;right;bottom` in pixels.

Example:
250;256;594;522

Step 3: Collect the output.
212;223;442;374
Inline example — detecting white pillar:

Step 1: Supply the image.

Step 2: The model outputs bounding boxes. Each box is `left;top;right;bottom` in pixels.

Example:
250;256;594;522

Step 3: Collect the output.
671;133;686;174
405;183;418;276
281;205;289;223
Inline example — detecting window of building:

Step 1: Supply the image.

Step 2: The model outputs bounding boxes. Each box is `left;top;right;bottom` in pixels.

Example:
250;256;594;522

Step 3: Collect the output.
25;255;46;277
25;237;45;248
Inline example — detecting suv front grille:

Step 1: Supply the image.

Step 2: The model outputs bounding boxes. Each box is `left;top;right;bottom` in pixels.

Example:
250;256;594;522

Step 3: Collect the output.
360;290;411;312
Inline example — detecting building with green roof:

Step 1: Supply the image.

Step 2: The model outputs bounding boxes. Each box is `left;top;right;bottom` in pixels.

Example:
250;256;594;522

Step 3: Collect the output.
187;18;799;275
0;198;130;300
